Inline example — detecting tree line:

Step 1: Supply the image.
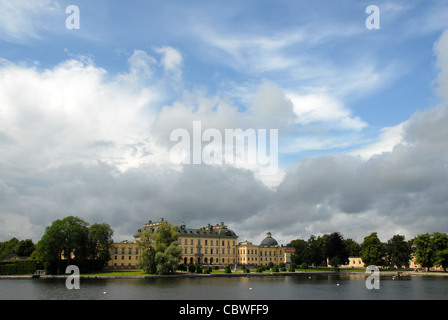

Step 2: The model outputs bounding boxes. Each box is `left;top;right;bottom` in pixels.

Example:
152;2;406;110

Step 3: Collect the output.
0;238;36;259
288;231;448;271
0;216;115;274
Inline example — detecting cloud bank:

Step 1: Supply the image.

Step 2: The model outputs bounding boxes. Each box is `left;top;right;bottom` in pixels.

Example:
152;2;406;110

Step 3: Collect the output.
1;17;448;246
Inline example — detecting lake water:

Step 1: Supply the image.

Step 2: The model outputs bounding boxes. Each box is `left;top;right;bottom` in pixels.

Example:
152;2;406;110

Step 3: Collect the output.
1;273;447;300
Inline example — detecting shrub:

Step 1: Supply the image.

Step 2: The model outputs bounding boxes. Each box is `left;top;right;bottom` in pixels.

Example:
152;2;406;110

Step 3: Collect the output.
224;266;231;273
203;267;212;274
188;265;196;273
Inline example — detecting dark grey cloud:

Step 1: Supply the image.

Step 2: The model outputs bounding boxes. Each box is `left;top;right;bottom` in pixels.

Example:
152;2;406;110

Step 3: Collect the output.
1;104;447;244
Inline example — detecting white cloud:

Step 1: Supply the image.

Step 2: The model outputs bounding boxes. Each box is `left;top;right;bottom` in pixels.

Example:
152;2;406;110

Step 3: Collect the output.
349;123;406;160
287;91;367;131
0;0;60;42
155;46;183;72
435;29;448;100
0;56;161;174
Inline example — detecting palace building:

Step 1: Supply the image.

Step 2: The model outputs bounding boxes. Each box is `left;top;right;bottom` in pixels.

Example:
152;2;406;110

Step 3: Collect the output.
107;219;294;269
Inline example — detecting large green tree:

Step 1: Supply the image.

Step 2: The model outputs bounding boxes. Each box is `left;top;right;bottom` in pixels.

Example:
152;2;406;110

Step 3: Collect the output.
289;239;308;266
384;234;412;269
326;232;349;269
432;232;448;272
87;223;114;271
136;220;182;275
413;232;448;272
360;232;385;267
413;233;434;271
35;216;113;274
306;235;327;267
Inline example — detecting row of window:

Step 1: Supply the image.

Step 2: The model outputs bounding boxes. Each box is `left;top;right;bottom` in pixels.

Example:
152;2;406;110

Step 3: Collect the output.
179;239;237;247
183;248;236;255
114;247;139;254
239;249;282;256
114;255;139;260
239;257;281;262
114;247;283;257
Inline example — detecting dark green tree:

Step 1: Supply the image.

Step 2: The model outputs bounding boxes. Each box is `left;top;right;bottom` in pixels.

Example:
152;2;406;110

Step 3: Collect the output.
344;238;361;257
0;238;20;259
306;235;327;267
87;223;114;271
385;234;412;269
360;232;385;267
16;239;36;257
326;232;349;269
289;239;308;266
413;233;434;272
432;232;448;272
35;216;113;274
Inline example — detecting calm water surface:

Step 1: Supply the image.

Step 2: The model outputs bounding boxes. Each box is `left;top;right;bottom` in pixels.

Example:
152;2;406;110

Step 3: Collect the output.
1;274;447;300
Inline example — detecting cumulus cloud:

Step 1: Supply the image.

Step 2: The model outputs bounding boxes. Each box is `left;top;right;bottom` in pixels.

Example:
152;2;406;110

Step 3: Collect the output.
349;123;406;160
0;57;160;174
288;92;367;131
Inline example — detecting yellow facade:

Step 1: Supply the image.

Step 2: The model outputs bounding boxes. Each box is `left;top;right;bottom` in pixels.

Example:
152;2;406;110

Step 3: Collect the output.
107;220;294;269
108;240;139;269
237;237;291;266
178;224;238;266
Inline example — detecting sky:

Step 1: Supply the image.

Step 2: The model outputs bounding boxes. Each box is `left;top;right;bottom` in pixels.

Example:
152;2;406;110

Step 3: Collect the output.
1;0;448;246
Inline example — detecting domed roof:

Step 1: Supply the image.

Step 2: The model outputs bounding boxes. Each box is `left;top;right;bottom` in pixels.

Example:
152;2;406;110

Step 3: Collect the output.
260;232;278;246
